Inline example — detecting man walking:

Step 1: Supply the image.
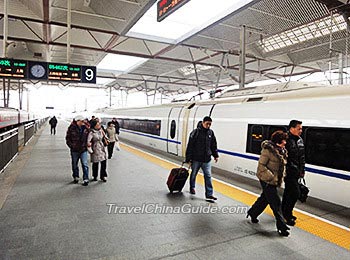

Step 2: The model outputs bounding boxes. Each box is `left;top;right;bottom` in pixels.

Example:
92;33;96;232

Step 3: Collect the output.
185;116;219;200
49;116;58;135
65;115;90;186
282;120;305;225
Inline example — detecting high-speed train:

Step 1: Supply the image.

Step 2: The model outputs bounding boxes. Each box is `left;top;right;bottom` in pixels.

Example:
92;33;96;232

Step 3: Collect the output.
99;83;350;208
0;107;36;131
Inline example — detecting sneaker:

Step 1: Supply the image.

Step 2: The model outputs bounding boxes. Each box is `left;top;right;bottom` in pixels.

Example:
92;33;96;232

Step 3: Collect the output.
87;147;93;154
206;195;217;201
92;177;98;181
190;188;196;194
101;178;107;182
82;181;89;186
73;177;79;184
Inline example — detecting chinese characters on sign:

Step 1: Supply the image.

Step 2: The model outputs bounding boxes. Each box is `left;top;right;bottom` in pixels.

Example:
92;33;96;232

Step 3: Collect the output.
157;0;191;22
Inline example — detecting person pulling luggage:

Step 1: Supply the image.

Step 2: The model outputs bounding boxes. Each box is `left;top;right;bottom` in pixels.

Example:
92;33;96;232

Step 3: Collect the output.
185;116;219;200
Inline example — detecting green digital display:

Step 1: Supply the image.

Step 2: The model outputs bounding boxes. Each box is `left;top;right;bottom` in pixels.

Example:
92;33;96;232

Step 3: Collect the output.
48;63;81;82
0;58;28;79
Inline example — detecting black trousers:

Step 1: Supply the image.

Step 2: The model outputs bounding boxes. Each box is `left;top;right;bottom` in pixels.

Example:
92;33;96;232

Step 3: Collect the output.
282;177;300;220
92;160;107;179
50;126;56;135
107;142;115;159
248;181;287;230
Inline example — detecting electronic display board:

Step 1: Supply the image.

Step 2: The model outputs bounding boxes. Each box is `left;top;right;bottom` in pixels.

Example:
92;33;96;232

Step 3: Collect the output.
157;0;190;22
0;59;28;79
48;63;81;82
1;59;96;84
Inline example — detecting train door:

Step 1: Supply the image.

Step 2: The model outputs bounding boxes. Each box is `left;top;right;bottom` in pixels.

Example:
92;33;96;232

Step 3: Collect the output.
167;106;184;155
191;104;215;130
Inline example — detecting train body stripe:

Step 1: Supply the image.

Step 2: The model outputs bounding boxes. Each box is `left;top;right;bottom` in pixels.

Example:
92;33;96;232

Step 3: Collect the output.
120;129;350;181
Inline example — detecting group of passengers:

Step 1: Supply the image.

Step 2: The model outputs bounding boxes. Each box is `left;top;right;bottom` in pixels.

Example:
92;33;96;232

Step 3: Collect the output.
245;120;305;237
65;115;120;186
186;117;304;237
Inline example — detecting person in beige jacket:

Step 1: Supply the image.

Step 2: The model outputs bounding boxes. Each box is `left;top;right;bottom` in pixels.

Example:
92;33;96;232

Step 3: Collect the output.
106;122;118;159
247;130;290;236
87;120;108;182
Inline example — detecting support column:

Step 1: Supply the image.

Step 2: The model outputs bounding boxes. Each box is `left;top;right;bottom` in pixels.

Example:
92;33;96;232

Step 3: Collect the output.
145;81;149;105
19;81;23;110
189;49;201;98
239;25;246;89
2;0;8;58
67;0;71;64
339;53;344;85
109;86;112;107
3;79;6;107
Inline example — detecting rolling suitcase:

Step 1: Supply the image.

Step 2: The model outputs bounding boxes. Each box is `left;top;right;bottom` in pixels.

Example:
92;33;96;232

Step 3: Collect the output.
167;163;189;193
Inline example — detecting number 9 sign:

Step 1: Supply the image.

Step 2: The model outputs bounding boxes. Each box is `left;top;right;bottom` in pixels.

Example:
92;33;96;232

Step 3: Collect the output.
82;66;96;84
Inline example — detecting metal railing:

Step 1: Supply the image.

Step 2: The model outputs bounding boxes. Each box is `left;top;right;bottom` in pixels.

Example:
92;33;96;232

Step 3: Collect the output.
0;128;18;173
24;122;35;145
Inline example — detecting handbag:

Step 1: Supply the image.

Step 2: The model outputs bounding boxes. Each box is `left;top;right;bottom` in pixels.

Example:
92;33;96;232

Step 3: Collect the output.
115;141;121;151
298;178;309;203
102;136;109;146
101;131;109;146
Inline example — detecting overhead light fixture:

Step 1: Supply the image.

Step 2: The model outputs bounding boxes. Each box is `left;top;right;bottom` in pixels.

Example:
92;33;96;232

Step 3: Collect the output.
128;0;255;44
261;13;347;52
97;54;148;72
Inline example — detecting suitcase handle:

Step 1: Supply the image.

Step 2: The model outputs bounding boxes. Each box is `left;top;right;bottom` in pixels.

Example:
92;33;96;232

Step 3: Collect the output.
182;161;191;171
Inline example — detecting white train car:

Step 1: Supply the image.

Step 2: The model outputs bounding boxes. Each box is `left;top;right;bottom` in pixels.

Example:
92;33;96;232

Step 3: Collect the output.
101;84;350;207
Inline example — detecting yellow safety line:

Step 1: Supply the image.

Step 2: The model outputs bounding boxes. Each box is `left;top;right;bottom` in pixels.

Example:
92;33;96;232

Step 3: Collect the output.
121;143;350;250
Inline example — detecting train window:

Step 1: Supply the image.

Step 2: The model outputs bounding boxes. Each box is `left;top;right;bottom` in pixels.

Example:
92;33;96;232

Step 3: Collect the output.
247;124;264;154
305;127;350;171
267;125;287;139
120;118;161;136
170;120;176;139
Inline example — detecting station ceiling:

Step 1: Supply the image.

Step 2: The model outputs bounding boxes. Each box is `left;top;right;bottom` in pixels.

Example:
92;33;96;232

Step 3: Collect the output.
0;0;349;98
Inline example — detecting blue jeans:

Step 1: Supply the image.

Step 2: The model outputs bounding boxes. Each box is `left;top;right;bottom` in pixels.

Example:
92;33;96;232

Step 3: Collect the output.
190;161;213;197
70;151;89;181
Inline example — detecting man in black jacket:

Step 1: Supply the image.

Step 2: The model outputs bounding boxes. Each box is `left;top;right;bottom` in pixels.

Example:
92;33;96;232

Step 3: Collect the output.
282;119;305;225
66;115;90;185
49;116;58;135
185;116;219;200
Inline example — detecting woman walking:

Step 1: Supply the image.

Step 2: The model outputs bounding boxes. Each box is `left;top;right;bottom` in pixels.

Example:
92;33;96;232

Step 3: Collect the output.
246;130;290;236
106;122;118;159
87;120;108;183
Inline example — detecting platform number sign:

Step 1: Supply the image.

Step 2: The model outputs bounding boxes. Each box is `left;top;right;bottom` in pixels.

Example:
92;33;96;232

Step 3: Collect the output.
81;66;96;84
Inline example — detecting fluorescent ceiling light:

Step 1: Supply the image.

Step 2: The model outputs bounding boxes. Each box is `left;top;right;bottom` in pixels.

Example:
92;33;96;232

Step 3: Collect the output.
96;77;115;85
97;54;147;72
261;14;347;52
128;0;254;44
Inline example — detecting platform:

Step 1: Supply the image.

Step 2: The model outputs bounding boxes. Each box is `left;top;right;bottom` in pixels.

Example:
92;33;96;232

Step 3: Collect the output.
0;122;349;259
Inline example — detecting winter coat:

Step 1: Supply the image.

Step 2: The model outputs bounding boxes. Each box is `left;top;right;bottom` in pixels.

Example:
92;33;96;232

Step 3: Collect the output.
185;124;219;163
285;132;305;179
106;126;118;142
87;128;108;163
256;140;287;187
65;122;89;153
49;117;57;127
108;120;120;135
